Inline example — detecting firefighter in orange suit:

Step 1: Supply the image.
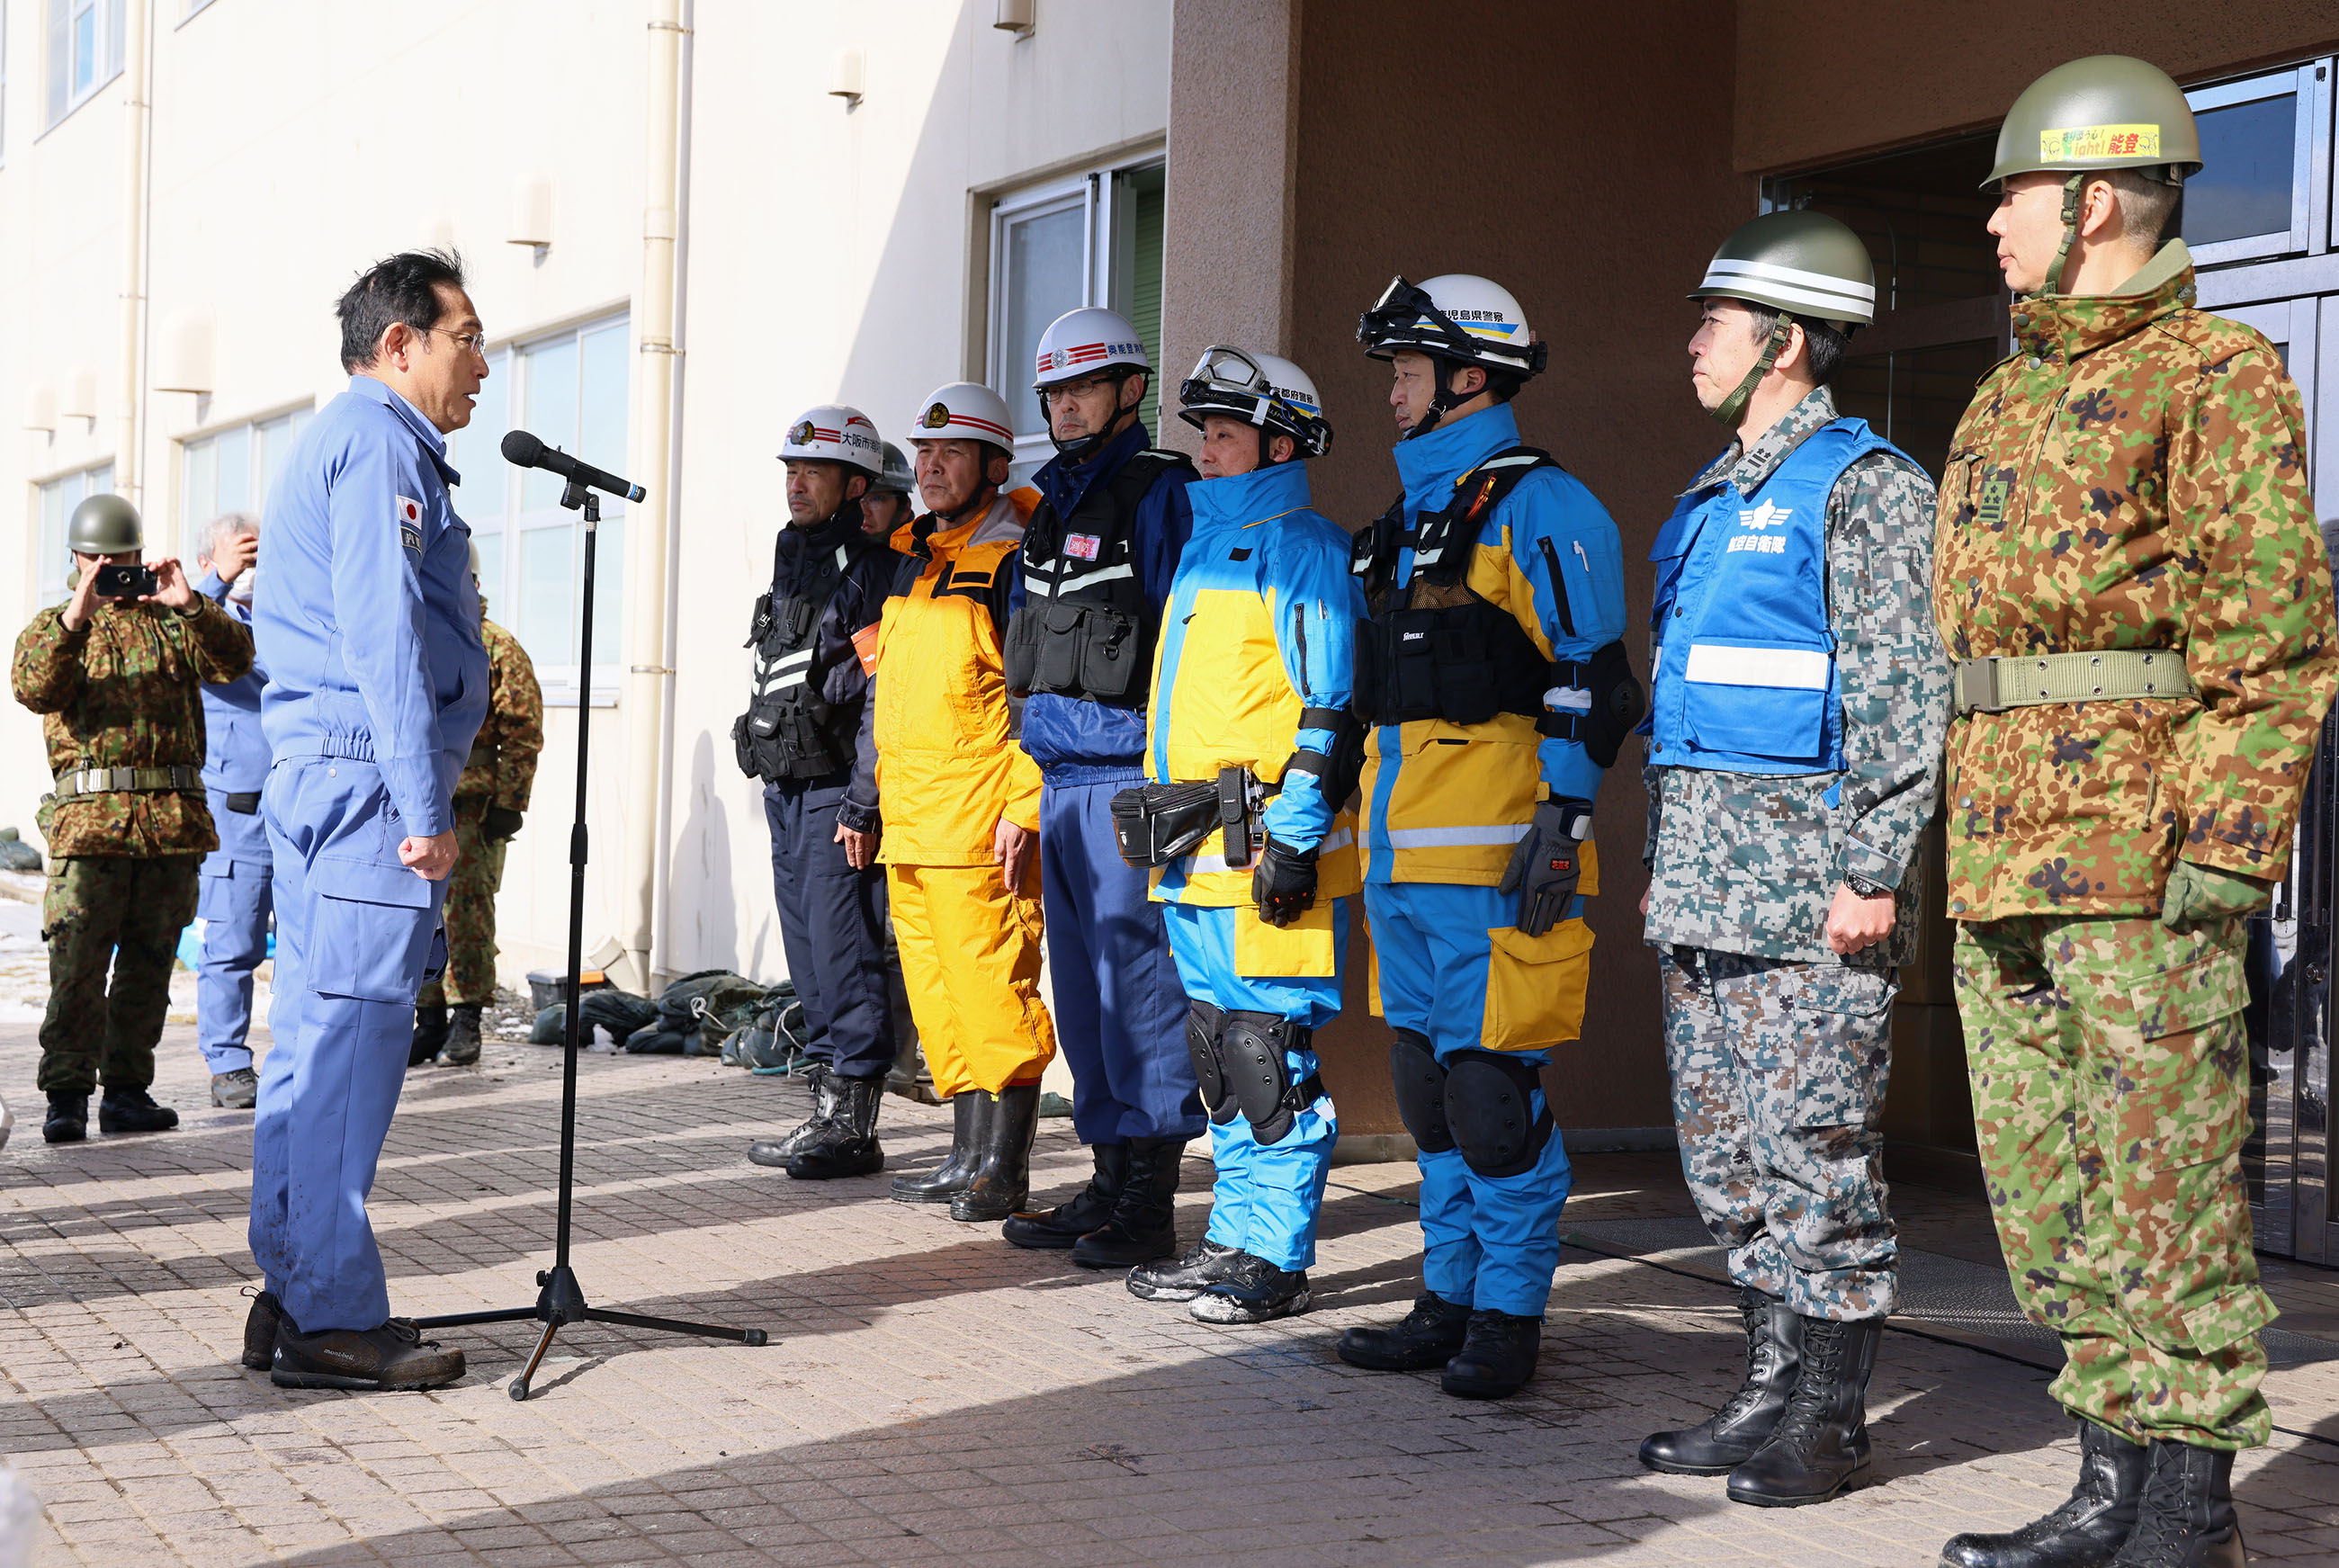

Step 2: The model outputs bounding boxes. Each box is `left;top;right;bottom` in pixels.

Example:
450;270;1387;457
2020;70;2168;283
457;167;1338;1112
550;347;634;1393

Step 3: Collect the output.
846;381;1057;1223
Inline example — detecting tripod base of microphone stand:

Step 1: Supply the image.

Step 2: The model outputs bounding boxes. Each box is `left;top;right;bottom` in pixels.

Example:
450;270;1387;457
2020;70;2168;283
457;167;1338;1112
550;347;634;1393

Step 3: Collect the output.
416;1265;769;1402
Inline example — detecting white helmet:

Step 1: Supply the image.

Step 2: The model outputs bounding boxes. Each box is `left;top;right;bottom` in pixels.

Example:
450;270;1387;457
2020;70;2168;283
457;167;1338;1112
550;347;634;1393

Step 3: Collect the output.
779;404;885;477
910;381;1016;452
1178;345;1332;460
1358;273;1546;379
1031;306;1150;390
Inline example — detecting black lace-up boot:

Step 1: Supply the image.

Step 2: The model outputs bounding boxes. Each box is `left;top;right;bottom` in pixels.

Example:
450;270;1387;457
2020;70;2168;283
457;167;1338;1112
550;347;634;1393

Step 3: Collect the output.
1725;1314;1882;1507
1336;1291;1474;1372
2104;1440;2244;1568
1939;1420;2151;1567
1642;1286;1804;1475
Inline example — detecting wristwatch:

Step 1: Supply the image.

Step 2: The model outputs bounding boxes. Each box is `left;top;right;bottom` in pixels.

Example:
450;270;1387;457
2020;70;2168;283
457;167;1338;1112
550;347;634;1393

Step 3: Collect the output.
1844;871;1892;900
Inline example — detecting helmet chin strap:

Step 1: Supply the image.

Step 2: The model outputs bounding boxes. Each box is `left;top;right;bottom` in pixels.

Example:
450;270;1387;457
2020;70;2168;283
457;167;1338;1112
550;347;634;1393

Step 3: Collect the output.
1047;376;1136;462
2028;171;2087;301
1710;317;1791;432
935;480;999;525
1402;356;1473;441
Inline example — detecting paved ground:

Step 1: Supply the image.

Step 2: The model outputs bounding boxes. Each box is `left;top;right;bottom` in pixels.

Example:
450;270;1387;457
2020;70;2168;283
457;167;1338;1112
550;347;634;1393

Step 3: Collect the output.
3;937;2338;1562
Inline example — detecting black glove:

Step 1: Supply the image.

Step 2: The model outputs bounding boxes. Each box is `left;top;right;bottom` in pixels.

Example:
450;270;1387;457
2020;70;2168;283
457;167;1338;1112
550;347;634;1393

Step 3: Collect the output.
1498;797;1591;936
1251;835;1320;927
482;805;524;842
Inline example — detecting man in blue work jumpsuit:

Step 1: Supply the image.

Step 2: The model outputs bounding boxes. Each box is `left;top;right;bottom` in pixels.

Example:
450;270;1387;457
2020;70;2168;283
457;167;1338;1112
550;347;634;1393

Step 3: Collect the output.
244;250;490;1391
997;307;1202;1268
1336;274;1637;1399
193;511;270;1113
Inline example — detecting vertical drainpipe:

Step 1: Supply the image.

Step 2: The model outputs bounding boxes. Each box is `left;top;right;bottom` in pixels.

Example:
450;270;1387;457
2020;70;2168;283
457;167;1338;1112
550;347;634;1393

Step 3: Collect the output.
118;0;151;512
623;0;689;990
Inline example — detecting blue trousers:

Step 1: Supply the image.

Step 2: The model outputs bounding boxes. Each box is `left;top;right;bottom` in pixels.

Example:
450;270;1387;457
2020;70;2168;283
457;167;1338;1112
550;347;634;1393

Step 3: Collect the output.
1162;899;1343;1270
251;757;446;1333
1364;881;1575;1318
196;853;273;1076
765;778;897;1079
1040;773;1201;1143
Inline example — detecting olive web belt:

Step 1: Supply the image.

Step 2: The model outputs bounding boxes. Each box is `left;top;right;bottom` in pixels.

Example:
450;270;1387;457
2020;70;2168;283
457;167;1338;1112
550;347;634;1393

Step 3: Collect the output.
1951;650;2195;717
49;764;202;799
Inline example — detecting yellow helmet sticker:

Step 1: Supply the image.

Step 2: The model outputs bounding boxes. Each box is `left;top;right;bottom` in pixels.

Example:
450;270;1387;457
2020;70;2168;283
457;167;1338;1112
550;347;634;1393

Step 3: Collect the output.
2039;123;2161;161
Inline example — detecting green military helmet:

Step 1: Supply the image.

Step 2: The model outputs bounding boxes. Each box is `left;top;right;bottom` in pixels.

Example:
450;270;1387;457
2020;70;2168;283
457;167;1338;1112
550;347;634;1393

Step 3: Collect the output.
1690;210;1877;330
1985;55;2201;190
66;493;144;555
872;442;915;497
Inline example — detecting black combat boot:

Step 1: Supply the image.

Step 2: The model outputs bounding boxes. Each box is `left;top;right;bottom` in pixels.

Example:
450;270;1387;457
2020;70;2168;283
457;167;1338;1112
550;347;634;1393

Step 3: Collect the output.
43;1091;89;1144
98;1086;180;1134
1003;1142;1129;1249
1441;1308;1542;1398
1128;1239;1243;1302
1189;1253;1311;1325
786;1071;885;1180
241;1289;291;1371
892;1091;981;1204
409;1004;451;1066
1071;1137;1185;1268
1642;1286;1804;1475
211;1068;260;1109
443;1005;483;1066
748;1064;837;1167
2104;1440;2244;1568
1939;1419;2151;1568
1726;1314;1883;1507
951;1084;1040;1223
1337;1290;1474;1372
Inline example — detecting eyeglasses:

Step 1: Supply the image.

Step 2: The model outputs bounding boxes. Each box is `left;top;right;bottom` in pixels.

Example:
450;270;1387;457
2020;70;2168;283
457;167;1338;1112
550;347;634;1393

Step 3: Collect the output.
427;327;491;357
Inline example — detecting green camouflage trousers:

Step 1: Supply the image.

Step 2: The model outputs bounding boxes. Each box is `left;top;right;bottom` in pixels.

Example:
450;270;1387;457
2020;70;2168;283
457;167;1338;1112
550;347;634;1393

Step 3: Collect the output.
1659;947;1899;1321
1954;913;2271;1449
39;854;202;1094
417;796;507;1009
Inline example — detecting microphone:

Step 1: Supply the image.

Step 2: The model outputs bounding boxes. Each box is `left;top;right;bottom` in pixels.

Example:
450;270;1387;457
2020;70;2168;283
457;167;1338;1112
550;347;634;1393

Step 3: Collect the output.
500;429;647;503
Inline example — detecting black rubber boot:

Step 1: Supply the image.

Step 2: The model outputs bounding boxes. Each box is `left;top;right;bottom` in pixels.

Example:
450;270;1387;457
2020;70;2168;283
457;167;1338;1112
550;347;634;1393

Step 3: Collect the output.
42;1091;89;1144
1642;1286;1804;1475
1071;1137;1185;1268
1440;1308;1542;1398
748;1064;837;1168
787;1072;885;1179
1127;1239;1243;1302
1190;1253;1311;1325
1940;1420;2151;1568
1003;1142;1130;1250
98;1086;180;1134
951;1084;1040;1223
408;1005;451;1066
443;1005;483;1066
242;1289;291;1371
1726;1314;1883;1507
211;1068;260;1110
892;1091;980;1205
2106;1440;2244;1568
1337;1290;1474;1372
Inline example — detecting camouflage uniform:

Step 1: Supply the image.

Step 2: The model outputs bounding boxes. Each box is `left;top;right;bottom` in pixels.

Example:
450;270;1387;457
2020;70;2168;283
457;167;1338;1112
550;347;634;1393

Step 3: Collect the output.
418;616;542;1009
12;596;254;1092
1937;241;2339;1449
1646;385;1950;1322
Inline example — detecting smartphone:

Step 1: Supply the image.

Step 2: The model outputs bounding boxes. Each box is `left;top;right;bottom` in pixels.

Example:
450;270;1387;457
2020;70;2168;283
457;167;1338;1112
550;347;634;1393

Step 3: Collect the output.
94;563;159;598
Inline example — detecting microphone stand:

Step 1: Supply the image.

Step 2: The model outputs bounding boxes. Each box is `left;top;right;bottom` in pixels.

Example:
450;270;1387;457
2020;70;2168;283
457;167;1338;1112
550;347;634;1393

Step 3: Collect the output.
417;478;766;1400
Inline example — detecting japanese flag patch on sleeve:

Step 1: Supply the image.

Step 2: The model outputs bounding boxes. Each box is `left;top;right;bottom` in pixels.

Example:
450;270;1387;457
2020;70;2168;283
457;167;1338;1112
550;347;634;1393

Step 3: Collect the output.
397;496;424;554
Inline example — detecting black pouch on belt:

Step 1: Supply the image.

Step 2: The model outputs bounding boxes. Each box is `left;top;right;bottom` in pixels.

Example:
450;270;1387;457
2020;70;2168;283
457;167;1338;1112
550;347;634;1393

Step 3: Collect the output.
224;791;261;815
1109;780;1223;869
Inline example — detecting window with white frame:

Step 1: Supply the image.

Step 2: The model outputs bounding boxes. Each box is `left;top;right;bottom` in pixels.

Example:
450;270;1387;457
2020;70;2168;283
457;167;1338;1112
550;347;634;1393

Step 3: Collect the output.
35;462;117;608
987;157;1167;483
444;315;631;703
2182;61;2332;266
183;407;311;547
46;0;125;128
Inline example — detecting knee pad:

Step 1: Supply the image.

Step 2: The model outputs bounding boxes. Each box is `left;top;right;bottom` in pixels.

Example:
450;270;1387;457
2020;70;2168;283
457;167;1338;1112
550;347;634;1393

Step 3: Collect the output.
1445;1050;1554;1178
1388;1030;1455;1155
1184;1000;1235;1124
1219;1010;1316;1146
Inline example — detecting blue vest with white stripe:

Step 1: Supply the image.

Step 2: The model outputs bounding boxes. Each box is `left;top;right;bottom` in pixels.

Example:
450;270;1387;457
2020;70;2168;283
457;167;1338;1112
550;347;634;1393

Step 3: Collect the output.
1647;417;1906;775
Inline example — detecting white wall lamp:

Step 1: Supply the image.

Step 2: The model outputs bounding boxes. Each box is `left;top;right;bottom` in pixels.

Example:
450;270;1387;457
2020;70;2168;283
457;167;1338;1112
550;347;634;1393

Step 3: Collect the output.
152;314;215;396
508;177;553;252
23;385;57;433
995;0;1035;37
829;48;865;105
60;370;100;426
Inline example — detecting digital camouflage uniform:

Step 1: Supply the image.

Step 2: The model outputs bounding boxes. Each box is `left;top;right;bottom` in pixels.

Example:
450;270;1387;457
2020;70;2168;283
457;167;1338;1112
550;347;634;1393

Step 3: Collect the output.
1937;240;2339;1449
1646;385;1950;1322
12;596;254;1093
419;616;542;1009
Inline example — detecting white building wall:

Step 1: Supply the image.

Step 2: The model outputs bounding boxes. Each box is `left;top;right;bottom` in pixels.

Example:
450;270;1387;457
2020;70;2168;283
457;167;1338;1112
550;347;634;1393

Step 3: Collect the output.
0;0;1170;994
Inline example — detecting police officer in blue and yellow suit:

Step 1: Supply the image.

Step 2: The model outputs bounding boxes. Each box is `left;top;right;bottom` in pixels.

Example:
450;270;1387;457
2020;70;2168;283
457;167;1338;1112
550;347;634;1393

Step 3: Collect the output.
1336;274;1640;1400
1116;347;1365;1327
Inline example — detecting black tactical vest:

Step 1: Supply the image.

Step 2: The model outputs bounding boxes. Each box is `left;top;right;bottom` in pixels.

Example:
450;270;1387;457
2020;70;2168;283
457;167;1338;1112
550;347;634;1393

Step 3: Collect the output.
1004;449;1195;709
733;520;883;783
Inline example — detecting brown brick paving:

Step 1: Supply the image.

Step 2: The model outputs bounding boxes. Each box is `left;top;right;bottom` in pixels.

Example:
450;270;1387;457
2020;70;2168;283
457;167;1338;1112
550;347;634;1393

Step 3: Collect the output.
3;1018;2337;1565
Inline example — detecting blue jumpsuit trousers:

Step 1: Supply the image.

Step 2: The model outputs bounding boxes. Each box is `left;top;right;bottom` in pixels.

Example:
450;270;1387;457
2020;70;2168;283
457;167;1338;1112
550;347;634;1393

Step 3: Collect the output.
765;776;897;1079
1365;881;1576;1318
197;786;273;1076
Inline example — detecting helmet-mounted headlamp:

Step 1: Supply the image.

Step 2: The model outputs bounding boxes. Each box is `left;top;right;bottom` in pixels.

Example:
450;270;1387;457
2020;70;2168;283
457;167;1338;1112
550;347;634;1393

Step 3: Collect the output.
1176;344;1332;460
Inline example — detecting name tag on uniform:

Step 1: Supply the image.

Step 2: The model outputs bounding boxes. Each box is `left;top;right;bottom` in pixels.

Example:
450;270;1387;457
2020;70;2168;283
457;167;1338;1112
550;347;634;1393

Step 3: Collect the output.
1065;533;1101;560
397;496;424;554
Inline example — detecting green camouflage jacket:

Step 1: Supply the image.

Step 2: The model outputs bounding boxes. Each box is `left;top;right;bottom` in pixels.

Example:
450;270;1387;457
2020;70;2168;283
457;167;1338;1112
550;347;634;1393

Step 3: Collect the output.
1644;387;1949;965
1934;241;2339;919
454;615;543;809
13;596;255;858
